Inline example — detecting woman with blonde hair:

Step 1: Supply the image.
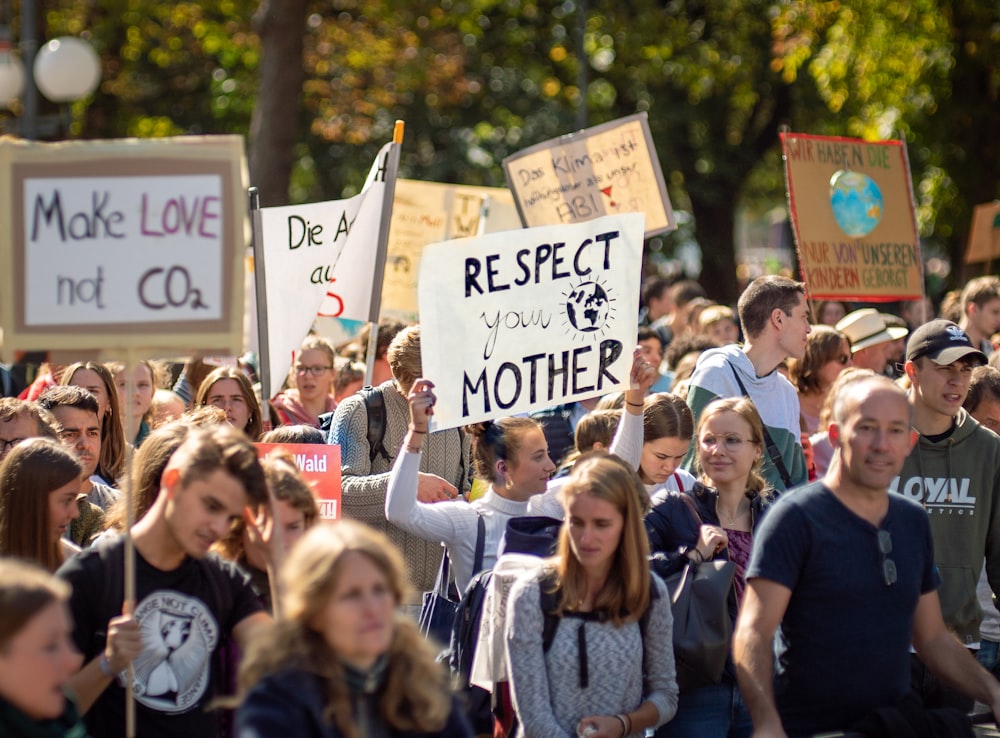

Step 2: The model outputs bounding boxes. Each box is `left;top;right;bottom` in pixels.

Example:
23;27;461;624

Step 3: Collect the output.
60;361;127;484
0;438;82;572
645;397;774;738
505;453;678;737
0;559;86;736
235;520;473;738
196;366;264;441
107;359;163;447
270;336;339;429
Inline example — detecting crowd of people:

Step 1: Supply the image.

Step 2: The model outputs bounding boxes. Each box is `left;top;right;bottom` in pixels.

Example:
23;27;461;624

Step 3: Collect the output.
3;272;1000;737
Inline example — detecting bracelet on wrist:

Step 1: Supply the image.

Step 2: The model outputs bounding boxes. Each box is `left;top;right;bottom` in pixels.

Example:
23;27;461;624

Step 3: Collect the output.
625;400;644;408
614;713;629;737
408;426;428;434
688;548;704;564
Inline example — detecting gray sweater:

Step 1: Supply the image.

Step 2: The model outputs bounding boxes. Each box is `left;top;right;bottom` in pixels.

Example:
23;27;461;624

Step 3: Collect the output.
505;571;678;738
329;380;471;594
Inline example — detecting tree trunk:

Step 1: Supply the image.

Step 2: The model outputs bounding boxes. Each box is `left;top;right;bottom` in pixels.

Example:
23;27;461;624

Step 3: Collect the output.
688;195;739;306
248;0;308;206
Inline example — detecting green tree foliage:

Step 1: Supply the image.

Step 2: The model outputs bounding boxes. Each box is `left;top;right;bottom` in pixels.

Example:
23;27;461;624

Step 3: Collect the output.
43;0;1000;295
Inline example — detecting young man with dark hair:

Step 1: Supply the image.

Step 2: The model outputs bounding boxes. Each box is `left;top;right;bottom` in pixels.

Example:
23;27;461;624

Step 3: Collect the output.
959;276;1000;357
682;275;810;491
735;376;1000;737
889;319;1000;710
58;423;270;738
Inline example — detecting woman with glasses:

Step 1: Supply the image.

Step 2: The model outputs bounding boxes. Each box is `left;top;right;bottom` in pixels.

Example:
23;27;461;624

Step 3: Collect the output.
645;396;774;738
270;336;339;429
787;325;852;435
196;367;265;441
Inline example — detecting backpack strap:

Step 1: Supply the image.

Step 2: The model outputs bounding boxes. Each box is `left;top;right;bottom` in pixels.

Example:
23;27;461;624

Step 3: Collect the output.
471;512;486;575
360;385;390;463
726;362;793;489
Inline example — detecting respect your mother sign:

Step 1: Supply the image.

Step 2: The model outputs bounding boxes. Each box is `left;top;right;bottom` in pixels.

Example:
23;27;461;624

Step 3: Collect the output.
419;213;645;430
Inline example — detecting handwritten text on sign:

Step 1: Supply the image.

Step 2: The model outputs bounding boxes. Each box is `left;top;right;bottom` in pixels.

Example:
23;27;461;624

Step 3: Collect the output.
782;133;922;302
23;175;224;325
419;213;645;430
503;113;674;238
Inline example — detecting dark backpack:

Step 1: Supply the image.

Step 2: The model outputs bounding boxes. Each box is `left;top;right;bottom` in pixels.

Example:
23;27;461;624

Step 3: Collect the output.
538;572;660;688
319;385;390;463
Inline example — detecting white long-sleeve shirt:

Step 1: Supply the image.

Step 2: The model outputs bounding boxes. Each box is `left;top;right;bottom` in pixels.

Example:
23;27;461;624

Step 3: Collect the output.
386;450;529;591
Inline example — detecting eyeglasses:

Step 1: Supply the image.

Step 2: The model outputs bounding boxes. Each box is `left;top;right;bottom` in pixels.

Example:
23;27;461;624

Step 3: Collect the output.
699;434;753;452
878;529;897;586
0;438;26;455
295;365;333;376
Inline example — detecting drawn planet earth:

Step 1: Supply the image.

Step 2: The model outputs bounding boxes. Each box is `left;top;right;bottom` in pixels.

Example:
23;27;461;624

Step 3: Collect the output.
566;281;610;333
829;169;884;238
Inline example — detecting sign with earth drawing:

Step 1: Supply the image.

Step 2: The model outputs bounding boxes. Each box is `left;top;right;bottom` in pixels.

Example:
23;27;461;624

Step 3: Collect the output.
418;213;646;431
781;132;923;302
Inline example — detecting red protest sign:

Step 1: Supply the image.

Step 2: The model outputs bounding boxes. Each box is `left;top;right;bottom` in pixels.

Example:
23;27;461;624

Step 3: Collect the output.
255;443;341;520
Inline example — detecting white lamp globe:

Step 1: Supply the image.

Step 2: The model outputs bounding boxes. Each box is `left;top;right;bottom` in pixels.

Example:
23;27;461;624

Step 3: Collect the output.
33;37;101;103
0;53;25;107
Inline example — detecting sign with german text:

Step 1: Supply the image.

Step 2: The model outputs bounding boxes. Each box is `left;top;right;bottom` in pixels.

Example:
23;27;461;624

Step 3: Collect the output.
257;142;395;398
0;136;246;353
781;132;923;302
419;213;645;431
382;179;521;321
255;443;342;520
502;113;674;238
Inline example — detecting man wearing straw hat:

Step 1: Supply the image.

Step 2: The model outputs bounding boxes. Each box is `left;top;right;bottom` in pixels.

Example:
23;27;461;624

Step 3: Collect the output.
836;308;909;374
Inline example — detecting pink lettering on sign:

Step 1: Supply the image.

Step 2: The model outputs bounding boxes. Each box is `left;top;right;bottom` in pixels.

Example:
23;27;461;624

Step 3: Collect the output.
141;194;220;238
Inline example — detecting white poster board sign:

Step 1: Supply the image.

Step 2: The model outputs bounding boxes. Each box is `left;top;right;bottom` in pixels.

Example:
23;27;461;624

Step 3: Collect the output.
257;143;395;398
0;136;246;354
419;213;645;430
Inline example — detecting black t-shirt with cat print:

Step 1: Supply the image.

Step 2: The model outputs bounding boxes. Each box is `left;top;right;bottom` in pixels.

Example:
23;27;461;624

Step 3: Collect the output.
58;536;263;738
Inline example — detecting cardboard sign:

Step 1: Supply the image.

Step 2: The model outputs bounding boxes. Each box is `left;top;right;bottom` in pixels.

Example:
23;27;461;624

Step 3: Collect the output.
381;179;521;321
419;213;645;430
257;142;396;398
781;132;923;302
502;113;674;238
0;136;246;353
255;442;342;520
965;201;1000;264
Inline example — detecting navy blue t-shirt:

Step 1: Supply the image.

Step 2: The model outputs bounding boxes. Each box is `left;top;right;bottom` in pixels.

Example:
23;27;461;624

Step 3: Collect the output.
746;482;939;737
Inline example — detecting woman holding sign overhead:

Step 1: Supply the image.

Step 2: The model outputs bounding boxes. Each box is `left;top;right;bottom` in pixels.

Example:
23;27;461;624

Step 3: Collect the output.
385;352;658;593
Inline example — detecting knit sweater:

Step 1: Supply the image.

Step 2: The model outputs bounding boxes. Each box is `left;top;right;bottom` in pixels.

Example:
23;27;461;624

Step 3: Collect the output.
386;450;530;591
329;380;471;595
505;571;678;738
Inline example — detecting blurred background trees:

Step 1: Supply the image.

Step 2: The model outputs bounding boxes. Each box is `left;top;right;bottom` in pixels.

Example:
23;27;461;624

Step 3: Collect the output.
23;0;1000;302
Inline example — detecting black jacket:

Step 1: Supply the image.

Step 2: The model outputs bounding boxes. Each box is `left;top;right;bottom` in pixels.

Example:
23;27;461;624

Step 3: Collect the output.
236;669;473;738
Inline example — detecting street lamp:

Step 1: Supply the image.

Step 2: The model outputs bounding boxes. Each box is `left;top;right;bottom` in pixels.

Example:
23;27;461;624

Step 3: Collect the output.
0;4;100;139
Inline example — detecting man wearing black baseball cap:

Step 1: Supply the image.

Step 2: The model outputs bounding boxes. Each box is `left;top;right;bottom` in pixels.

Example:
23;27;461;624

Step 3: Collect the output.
891;319;999;710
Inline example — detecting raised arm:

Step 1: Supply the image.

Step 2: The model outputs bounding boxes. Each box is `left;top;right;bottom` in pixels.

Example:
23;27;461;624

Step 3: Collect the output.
610;347;657;469
384;379;461;544
733;577;792;738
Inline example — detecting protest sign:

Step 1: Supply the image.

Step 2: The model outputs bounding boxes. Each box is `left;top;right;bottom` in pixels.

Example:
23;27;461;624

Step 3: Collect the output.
781;132;923;302
965;201;1000;265
502;112;674;238
381;179;521;321
419;213;645;431
255;442;342;520
0;136;246;354
256;141;399;399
